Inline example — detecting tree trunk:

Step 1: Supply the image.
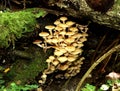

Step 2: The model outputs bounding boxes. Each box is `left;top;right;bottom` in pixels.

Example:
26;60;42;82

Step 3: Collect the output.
39;0;120;31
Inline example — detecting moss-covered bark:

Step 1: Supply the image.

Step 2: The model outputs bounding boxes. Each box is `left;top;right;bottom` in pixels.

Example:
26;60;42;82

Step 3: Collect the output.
38;0;120;31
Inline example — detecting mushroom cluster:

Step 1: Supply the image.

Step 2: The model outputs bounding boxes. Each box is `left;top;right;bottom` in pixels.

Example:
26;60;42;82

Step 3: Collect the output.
33;17;88;84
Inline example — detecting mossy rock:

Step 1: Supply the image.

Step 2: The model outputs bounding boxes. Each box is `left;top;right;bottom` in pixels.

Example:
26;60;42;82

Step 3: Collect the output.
0;8;46;48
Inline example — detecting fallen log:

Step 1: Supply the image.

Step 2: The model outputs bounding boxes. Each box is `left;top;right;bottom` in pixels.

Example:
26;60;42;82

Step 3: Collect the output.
38;0;120;31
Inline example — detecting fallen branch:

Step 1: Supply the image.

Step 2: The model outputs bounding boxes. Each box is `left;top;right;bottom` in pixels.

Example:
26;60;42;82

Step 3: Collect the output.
75;44;120;91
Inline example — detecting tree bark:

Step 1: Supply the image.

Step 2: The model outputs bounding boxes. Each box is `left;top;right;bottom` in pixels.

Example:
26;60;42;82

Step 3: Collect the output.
39;0;120;31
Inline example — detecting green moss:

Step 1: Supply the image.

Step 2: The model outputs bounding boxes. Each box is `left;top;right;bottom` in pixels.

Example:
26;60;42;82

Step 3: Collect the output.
5;46;53;85
0;8;46;48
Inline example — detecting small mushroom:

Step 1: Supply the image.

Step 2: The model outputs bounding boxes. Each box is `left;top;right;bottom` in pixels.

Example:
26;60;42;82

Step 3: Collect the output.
57;64;69;71
33;40;43;47
60;16;67;23
106;72;120;80
58;23;68;30
58;56;68;63
67;56;76;62
54;20;61;25
79;37;87;42
65;46;76;52
69;27;78;32
39;32;49;40
66;21;75;27
64;37;75;45
66;32;75;37
52;59;59;66
71;48;83;55
45;25;55;35
54;50;64;57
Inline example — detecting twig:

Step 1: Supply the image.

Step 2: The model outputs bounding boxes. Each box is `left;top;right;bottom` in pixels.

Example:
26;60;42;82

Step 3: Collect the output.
75;44;120;91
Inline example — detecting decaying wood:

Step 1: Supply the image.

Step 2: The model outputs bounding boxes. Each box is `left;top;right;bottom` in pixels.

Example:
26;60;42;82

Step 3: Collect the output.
38;0;120;31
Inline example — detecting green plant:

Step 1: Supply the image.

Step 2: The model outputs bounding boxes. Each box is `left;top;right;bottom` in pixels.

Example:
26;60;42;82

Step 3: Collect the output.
81;84;96;91
81;79;120;91
0;82;38;91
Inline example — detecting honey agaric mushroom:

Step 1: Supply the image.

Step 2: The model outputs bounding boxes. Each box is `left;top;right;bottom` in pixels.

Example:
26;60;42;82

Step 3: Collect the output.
51;38;59;46
54;50;64;57
80;37;87;42
65;38;75;45
69;27;78;32
54;20;61;25
55;26;63;32
60;16;67;23
58;23;68;30
39;73;47;84
66;32;75;37
58;56;68;63
66;21;75;27
45;25;55;35
65;46;76;52
52;60;59;66
39;32;49;40
67;56;76;62
71;48;83;55
82;33;89;37
33;40;42;47
38;16;89;84
49;56;55;60
59;31;66;38
58;64;69;71
46;58;53;63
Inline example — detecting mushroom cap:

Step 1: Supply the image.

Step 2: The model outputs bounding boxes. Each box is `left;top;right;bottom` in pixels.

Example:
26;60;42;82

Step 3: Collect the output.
49;56;55;60
46;58;53;63
82;33;88;37
66;32;75;36
41;74;47;79
80;37;87;42
65;46;76;52
66;21;75;26
60;16;68;22
69;27;78;32
54;50;64;56
52;60;59;66
65;38;75;44
58;64;69;71
58;23;68;28
55;26;63;31
39;32;49;37
71;33;83;39
67;56;76;62
51;38;59;44
45;25;55;30
58;56;68;63
59;48;67;54
54;20;61;25
71;48;83;55
33;40;42;44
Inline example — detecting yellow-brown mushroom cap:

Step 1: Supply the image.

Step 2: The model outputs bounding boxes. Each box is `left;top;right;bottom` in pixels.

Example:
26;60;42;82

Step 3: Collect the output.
66;21;75;26
39;32;49;37
60;16;68;23
58;56;68;63
33;40;42;44
57;64;69;71
67;56;76;62
45;25;55;30
65;46;76;52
